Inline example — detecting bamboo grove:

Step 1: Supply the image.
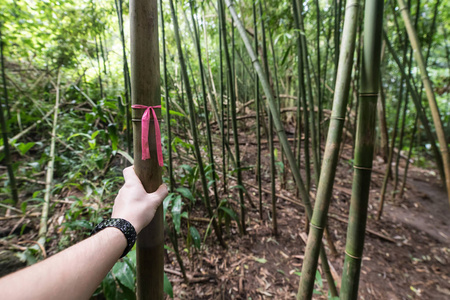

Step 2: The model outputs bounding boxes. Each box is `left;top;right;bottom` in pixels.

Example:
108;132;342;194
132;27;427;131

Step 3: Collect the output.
0;0;449;299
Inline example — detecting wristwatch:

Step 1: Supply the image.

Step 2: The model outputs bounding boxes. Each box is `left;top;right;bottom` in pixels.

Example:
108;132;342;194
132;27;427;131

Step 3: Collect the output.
91;218;137;258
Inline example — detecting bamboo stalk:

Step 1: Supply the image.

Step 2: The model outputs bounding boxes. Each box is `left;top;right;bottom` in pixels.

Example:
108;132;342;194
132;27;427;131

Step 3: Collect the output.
130;1;164;298
38;71;61;248
0;24;11;121
224;0;337;295
397;0;450;204
114;0;132;153
0;34;18;206
160;0;174;190
169;0;226;247
219;0;246;234
297;0;360;297
253;1;263;220
298;1;321;187
189;0;222;235
340;1;384;298
258;0;277;235
398;115;418;199
292;0;310;191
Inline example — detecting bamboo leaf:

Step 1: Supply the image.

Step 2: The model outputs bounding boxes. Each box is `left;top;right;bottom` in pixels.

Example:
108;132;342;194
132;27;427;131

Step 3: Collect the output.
171;195;183;233
164;272;173;298
189;226;201;250
176;187;195;203
112;261;135;291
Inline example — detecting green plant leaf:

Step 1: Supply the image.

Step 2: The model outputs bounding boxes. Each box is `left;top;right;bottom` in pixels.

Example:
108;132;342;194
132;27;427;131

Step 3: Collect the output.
253;257;267;264
164;272;173;298
189;226;201;250
112;261;135;291
176;187;195;203
17;142;36;155
171;195;182;233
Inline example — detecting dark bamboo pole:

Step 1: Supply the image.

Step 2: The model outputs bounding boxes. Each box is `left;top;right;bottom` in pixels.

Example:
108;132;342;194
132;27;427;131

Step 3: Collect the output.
0;25;11;121
114;0;132;154
94;36;104;99
259;0;277;235
292;0;310;192
297;0;360;297
160;0;174;189
189;0;222;227
130;1;164;298
253;1;263;220
219;1;227;194
298;1;321;186
397;0;450;203
224;0;337;296
219;0;246;234
398;115;418;199
340;1;384;298
169;0;226;247
0;29;18;206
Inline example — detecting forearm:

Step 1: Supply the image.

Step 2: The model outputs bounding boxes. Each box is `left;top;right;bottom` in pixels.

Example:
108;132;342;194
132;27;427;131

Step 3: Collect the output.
0;228;127;300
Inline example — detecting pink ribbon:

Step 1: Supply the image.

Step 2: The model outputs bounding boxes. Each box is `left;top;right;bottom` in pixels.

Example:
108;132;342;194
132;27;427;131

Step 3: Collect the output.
131;104;163;167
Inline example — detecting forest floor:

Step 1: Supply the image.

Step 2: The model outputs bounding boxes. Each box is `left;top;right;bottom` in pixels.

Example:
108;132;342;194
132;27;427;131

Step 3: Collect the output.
164;128;450;300
1;126;449;300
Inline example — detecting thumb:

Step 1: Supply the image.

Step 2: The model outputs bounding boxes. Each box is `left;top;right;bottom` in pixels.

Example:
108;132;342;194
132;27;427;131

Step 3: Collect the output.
148;184;168;206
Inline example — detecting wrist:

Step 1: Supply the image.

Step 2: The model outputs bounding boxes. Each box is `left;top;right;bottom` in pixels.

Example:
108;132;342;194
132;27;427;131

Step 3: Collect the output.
91;218;137;258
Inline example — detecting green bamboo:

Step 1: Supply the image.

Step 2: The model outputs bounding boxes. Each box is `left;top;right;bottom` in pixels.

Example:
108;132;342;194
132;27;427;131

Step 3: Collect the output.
394;0;418;195
0;27;17;207
169;0;226;247
297;0;360;298
219;0;246;234
259;1;277;235
397;0;450;204
224;0;337;296
377;73;404;219
114;0;131;154
94;36;104;99
160;0;174;190
381;33;446;219
398;115;418;199
297;1;321;186
340;1;384;298
189;1;222;234
0;24;11;121
130;0;164;298
315;0;322;163
253;1;263;220
292;0;310;192
38;72;61;248
218;1;227;194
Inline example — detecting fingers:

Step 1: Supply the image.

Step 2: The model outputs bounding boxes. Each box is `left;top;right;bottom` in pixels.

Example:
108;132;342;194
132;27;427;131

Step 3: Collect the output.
123;166;141;186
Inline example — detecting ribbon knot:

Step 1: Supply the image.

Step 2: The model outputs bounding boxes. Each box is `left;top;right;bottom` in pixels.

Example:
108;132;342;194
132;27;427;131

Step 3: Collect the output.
131;104;163;167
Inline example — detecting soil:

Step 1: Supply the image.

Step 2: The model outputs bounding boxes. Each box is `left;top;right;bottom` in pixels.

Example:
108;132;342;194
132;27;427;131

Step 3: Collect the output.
1;126;449;300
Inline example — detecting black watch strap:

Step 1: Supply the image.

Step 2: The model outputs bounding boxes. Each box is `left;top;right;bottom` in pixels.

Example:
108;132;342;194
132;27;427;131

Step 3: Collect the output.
91;218;137;258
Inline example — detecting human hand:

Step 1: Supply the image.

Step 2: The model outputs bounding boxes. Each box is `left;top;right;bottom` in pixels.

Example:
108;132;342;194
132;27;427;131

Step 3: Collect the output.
111;166;168;234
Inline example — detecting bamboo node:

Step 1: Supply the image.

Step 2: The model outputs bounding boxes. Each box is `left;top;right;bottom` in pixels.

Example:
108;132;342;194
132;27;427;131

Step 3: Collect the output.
353;165;372;171
309;222;324;230
330;116;345;121
398;5;409;13
359;93;378;97
345;3;360;10
132;118;163;123
421;75;430;81
345;250;362;260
